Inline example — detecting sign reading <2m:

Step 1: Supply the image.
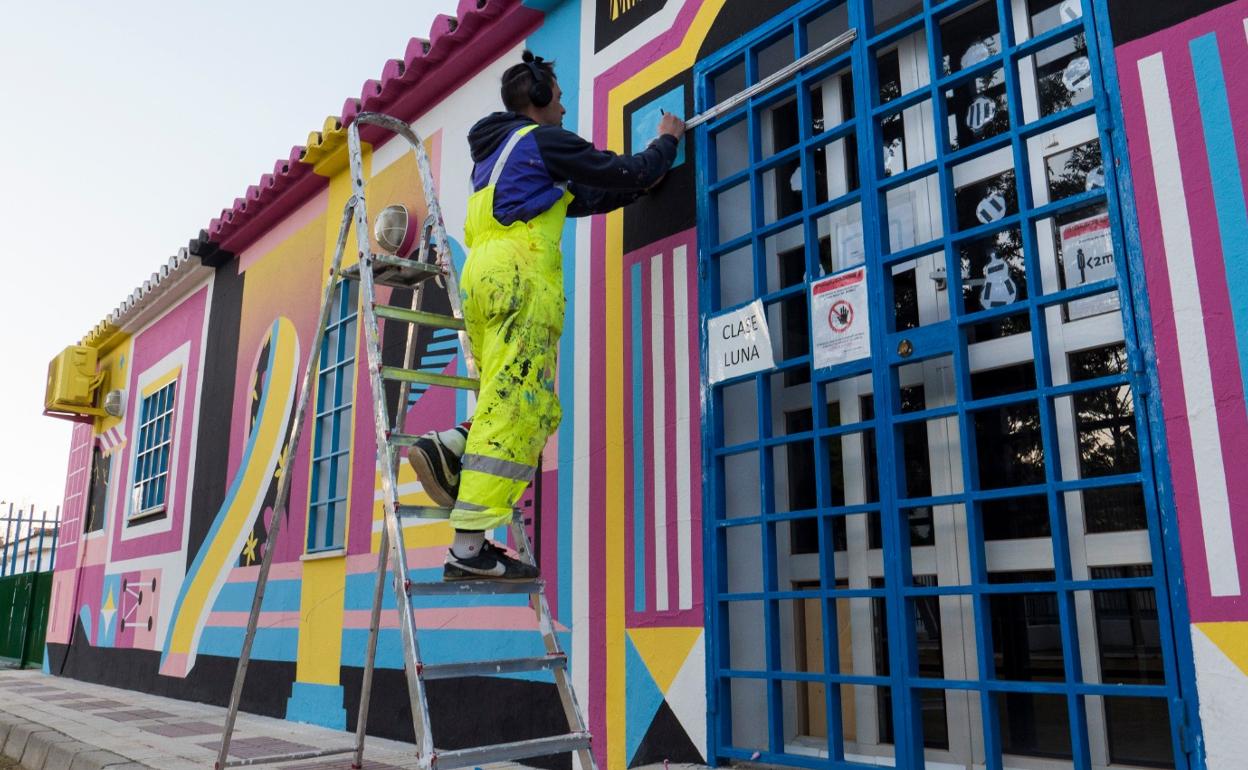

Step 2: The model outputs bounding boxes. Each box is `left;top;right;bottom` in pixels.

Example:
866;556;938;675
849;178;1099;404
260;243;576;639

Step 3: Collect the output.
595;0;668;51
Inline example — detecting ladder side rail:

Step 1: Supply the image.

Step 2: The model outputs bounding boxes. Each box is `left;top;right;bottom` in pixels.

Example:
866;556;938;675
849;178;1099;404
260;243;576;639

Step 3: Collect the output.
509;518;597;770
354;216;435;768
354;112;477;378
347;121;437;766
216;198;358;770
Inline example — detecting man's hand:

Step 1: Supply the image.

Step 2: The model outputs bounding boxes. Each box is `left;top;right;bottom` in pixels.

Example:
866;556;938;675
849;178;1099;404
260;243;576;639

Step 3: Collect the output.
659;111;686;141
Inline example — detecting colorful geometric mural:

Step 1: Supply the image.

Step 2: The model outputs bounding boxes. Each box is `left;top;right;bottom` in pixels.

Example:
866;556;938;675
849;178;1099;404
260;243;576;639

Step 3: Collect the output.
1114;0;1248;764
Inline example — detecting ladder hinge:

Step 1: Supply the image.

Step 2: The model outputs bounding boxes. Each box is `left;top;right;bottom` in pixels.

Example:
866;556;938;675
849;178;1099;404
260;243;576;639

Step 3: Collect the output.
699;260;707;280
1176;697;1197;756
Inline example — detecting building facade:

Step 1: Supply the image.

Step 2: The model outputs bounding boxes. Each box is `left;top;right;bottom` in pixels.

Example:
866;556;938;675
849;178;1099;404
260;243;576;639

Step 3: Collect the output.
44;1;1248;768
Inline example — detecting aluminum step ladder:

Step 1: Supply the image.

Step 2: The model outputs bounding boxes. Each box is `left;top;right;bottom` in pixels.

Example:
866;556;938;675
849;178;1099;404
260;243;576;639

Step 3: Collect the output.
215;112;594;770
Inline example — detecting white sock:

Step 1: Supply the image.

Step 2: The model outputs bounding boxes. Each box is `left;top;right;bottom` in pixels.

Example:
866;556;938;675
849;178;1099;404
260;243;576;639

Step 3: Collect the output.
451;529;485;559
437;424;470;456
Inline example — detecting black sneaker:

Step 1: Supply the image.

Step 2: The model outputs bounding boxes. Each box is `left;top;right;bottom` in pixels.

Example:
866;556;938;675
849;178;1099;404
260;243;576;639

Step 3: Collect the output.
443;541;540;582
407;432;460;507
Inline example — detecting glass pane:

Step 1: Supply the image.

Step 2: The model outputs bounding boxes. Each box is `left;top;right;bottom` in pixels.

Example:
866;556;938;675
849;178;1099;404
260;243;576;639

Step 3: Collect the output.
805;3;850;53
815;202;865;273
811;136;860;206
983;495;1051;540
712;58;746;105
880;100;936;177
997;692;1073;759
989;581;1064;681
762;156;804;226
714;118;748;181
822;373;873;428
1057;385;1140;479
773;440;817;513
1027;0;1083;37
915;689;957;750
886;176;943;253
940;1;1002;76
807;64;854;135
974;400;1046;489
758;31;796;82
727;678;769;753
1103;697;1175;767
716;181;752;244
946;68;1010;150
725;526;763;594
1021;34;1093;121
953;164;1013;230
875;30;929;104
727;600;766;667
765;294;809;364
825;430;879;507
763;224;806;293
873;0;923;34
723;451;761;518
716;245;754;309
1037;205;1120;320
1074;483;1147;533
1085;567;1162;685
720;380;758;446
970;360;1037;400
959;226;1027;316
1070;344;1129;383
760;91;800;160
1041;138;1104;203
335;408;353;452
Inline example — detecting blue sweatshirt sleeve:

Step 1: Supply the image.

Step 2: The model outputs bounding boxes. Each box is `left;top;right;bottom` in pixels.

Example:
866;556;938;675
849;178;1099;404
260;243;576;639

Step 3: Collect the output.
533;126;678;216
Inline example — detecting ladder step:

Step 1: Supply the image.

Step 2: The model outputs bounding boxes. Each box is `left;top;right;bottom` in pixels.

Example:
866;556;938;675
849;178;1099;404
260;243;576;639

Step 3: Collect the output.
396;504;524;522
407;578;545;596
374;303;466;331
433;732;591;769
420;653;566;681
381;366;478;391
340;253;443;288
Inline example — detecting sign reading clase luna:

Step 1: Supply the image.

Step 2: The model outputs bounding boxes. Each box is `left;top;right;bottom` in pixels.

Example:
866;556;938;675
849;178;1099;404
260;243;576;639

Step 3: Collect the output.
708;300;776;384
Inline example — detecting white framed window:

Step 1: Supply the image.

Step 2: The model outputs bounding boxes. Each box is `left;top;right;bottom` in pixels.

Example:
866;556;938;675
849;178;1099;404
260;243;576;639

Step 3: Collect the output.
130;378;177;521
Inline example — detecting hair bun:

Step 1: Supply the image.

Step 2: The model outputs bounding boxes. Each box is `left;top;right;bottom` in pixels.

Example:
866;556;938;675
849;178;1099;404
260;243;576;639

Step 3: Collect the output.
522;50;535;63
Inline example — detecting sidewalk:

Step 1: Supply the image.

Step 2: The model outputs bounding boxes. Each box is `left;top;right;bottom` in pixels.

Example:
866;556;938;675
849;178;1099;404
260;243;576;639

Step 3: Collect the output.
0;668;481;769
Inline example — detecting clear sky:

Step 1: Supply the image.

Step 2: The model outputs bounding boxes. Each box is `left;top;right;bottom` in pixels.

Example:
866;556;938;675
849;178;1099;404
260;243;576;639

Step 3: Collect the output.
0;0;459;514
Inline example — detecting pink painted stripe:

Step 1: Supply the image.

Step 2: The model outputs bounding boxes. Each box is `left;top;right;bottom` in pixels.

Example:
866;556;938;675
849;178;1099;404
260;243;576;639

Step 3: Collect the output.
1167;44;1248;600
227;560;303;582
207;611;302;628
640;255;656;619
1117;46;1211;617
341;606;557;631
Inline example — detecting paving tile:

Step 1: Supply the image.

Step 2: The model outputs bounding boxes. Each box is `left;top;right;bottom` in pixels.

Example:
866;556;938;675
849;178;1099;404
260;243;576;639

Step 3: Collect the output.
95;709;170;723
67;699;128;710
281;760;406;769
138;719;222;738
202;735;317;759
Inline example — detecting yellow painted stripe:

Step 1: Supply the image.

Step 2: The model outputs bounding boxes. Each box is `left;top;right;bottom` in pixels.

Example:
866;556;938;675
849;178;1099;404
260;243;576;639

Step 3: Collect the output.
603;3;727;768
164;318;299;659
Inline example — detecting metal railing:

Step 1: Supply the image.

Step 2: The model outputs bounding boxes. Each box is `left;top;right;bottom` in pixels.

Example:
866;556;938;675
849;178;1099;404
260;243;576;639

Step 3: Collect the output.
0;503;60;576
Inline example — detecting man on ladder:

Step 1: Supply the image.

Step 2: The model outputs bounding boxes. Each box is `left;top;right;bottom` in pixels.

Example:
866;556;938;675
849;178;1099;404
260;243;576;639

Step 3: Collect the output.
408;51;685;581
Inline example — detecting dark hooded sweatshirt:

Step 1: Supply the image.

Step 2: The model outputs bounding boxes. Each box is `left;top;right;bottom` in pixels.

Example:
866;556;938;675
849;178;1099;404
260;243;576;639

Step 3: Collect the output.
467;111;679;226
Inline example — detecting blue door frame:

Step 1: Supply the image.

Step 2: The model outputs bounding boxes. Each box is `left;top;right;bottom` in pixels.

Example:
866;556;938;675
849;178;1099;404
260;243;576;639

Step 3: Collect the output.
694;1;1203;767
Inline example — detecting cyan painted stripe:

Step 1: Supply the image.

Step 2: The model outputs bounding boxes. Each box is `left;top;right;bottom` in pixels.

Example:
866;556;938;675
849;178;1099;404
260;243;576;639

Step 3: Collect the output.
340;629;550;680
199;627;299;662
342;571;530;610
631;263;646;613
527;0;580;628
211;580;303;612
1191;33;1248;419
425;340;460;353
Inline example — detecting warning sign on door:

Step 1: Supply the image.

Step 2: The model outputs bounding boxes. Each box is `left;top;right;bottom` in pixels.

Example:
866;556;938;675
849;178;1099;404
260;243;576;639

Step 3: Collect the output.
811;266;871;369
1059;212;1118;320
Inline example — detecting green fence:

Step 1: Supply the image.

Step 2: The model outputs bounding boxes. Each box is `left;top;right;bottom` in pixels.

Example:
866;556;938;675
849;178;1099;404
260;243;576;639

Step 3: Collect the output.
0;503;60;668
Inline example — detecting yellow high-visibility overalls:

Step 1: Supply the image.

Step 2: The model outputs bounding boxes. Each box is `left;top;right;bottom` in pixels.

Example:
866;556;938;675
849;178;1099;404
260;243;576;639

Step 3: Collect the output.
451;125;571;530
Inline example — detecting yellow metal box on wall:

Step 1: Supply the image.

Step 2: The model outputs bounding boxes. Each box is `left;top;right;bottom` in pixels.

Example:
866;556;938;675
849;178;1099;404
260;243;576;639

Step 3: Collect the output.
45;345;101;415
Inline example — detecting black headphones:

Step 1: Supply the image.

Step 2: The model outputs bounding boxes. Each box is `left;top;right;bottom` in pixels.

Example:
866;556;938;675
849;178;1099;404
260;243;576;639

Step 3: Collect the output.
522;50;553;108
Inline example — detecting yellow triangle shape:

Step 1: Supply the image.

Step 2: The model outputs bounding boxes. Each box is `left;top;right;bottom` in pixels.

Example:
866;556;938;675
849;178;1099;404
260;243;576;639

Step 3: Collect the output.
102;587;116;612
627;627;702;694
1197;621;1248;677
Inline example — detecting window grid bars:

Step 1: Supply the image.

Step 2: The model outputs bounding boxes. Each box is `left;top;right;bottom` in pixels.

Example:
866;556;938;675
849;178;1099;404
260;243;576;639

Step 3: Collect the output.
308;280;358;553
696;0;1189;767
133;381;176;514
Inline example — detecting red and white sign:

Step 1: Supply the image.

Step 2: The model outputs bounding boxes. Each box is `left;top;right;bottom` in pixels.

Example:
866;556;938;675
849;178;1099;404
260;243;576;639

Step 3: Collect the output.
1059;212;1118;320
811;266;871;369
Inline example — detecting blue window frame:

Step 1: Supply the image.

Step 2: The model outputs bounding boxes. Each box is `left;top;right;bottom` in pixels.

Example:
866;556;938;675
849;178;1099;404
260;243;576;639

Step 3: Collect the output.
695;2;1194;768
308;279;358;552
131;380;177;518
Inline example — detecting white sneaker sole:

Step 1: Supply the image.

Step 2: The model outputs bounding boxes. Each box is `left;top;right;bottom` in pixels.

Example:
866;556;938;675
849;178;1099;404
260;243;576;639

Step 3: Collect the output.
407;446;457;508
